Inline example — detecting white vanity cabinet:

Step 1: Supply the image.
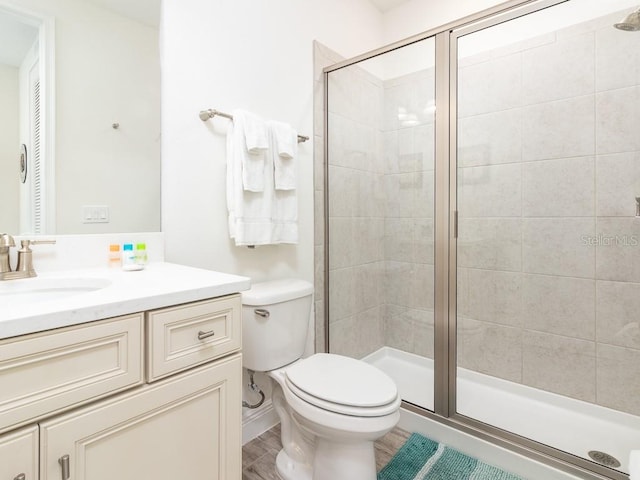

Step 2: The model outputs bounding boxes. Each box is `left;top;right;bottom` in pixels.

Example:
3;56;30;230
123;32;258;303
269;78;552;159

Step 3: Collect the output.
0;425;38;480
0;293;243;480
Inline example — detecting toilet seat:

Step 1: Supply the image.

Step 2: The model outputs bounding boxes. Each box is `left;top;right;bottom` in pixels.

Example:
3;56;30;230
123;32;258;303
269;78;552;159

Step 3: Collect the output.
284;353;399;417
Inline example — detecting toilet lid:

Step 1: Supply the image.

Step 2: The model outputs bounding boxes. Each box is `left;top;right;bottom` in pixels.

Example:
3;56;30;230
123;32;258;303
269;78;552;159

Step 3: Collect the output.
284;354;398;414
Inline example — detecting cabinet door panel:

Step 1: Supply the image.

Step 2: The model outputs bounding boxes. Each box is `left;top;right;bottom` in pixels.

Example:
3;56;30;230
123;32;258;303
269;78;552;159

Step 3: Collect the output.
0;314;144;433
40;353;242;480
0;425;38;480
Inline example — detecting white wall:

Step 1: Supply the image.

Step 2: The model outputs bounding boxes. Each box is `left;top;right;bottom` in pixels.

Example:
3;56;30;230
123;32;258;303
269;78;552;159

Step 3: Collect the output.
0;63;19;233
161;0;383;286
382;0;507;44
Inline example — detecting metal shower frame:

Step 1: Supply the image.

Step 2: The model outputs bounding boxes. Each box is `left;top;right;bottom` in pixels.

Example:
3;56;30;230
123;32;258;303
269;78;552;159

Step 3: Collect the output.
322;0;628;479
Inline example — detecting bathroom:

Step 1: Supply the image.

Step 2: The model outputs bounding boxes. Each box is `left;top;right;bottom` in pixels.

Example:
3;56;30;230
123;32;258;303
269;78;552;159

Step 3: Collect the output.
1;0;640;479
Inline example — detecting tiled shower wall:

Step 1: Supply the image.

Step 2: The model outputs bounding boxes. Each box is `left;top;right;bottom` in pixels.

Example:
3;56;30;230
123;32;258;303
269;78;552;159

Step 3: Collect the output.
326;62;387;359
380;69;436;359
319;8;640;418
457;11;640;416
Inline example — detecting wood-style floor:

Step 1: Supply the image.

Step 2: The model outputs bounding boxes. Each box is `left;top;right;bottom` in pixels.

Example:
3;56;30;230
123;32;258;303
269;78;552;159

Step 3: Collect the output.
242;425;410;479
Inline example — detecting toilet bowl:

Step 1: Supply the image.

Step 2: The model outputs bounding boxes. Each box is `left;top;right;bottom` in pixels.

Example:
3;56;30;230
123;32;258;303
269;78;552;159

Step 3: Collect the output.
242;279;401;480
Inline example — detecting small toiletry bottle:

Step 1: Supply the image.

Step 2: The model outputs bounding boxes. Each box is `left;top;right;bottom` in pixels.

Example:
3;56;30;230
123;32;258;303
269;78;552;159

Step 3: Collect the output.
108;244;121;268
135;242;147;267
121;243;140;271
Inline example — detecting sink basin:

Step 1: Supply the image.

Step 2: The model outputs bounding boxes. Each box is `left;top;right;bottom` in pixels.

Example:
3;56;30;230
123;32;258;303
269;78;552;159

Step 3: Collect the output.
0;277;112;308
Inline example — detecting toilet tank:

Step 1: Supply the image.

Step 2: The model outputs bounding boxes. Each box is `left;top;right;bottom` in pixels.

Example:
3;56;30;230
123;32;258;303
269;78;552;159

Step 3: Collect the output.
241;279;314;372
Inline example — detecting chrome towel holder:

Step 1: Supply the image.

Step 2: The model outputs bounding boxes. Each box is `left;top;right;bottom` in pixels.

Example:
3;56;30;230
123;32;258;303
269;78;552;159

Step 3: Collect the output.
199;108;309;143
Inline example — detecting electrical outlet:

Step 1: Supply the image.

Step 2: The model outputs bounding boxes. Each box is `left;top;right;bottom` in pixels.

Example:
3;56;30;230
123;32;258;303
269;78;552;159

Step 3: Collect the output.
81;205;109;223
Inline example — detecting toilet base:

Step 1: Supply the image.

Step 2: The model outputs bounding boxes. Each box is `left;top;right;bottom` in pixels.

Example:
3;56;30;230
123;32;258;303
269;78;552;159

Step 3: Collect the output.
274;440;377;480
276;448;312;480
313;438;377;480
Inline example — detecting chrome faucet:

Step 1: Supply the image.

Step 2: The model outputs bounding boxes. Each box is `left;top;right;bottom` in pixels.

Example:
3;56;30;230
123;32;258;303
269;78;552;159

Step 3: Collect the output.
0;235;56;280
0;234;15;277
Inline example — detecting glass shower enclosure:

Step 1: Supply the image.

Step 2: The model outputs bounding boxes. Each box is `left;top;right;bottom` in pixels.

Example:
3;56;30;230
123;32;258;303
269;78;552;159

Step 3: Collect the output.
323;1;640;479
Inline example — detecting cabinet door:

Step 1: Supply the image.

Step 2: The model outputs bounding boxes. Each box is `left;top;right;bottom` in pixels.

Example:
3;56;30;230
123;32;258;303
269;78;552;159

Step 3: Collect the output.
40;354;242;480
0;425;38;480
0;314;143;434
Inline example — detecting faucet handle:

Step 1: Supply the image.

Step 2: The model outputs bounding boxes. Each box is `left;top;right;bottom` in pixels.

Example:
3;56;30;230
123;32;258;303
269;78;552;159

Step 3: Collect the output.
20;239;56;250
0;234;15;248
15;239;56;277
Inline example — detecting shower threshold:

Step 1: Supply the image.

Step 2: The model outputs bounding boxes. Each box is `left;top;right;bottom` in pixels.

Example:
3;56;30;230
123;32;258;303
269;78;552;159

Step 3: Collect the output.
363;347;639;475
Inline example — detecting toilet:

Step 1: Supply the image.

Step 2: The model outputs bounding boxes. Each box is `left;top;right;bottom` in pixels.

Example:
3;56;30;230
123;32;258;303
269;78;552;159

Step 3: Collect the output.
242;279;401;480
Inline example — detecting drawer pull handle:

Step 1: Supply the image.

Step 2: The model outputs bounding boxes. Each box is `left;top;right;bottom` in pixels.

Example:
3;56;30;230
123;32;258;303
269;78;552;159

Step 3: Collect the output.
59;454;70;480
198;330;216;340
14;474;26;480
255;308;270;318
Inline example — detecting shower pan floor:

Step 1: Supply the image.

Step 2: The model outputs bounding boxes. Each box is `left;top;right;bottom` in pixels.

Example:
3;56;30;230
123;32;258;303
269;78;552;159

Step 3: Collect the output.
363;346;639;475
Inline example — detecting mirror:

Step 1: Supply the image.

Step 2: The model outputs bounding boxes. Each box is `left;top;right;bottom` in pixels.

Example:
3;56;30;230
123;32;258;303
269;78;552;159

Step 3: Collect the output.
0;0;161;235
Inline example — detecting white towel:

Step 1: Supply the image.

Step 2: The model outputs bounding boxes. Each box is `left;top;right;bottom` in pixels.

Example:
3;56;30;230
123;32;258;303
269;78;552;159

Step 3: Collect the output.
233;110;268;192
225;114;298;246
268;127;298;244
226;116;274;246
630;450;640;479
269;120;298;191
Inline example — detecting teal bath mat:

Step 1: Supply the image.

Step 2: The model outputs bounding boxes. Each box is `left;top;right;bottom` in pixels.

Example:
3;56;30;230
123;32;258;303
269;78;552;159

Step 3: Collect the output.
378;433;524;480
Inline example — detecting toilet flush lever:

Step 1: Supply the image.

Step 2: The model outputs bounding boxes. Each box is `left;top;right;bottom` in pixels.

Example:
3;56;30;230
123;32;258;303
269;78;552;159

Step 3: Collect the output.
254;309;270;318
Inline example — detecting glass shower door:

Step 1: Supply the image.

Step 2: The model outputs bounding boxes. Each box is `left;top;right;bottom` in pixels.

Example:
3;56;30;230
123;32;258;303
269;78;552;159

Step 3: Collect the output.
326;37;436;411
455;0;640;476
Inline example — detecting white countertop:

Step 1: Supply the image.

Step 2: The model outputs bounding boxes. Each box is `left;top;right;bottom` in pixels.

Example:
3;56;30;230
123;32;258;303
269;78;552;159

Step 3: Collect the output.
0;262;251;340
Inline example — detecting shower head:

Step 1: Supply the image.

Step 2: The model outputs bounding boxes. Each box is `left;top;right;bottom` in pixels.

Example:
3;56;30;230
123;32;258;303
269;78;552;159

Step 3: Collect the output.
614;8;640;31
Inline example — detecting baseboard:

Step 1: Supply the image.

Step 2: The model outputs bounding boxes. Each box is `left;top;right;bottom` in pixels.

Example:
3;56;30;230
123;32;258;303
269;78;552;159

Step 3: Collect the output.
242;400;280;445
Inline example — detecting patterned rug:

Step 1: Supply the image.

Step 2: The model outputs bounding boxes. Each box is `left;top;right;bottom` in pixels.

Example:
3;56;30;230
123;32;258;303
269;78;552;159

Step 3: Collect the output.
378;433;524;480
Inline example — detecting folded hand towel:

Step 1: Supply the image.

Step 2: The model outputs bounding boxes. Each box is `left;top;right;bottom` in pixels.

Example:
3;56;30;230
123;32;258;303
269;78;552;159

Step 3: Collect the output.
233;110;268;192
226;115;275;246
269;120;297;191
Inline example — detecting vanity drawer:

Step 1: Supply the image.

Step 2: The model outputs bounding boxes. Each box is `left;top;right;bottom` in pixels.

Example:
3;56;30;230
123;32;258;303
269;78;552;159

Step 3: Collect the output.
0;314;144;434
146;294;241;382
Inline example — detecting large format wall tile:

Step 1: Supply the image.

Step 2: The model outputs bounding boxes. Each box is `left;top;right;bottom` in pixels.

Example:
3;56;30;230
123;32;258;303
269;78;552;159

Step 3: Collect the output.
458;218;522;271
466;269;522;327
522;95;595;161
458;109;522;168
385;218;414;263
522;218;595;278
596;86;640;154
328;267;356;322
522;156;595;217
459;163;522;218
595;22;640;92
328;218;353;269
414;218;434;265
597;344;640;416
458;54;522;118
328;165;356;217
522;31;595;105
596;152;640;217
457;317;523;383
595;217;640;282
522;274;595;340
596;280;640;350
522;330;596;402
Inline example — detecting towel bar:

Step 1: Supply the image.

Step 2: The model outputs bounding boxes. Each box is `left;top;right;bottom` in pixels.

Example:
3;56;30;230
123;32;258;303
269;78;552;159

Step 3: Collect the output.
199;108;309;143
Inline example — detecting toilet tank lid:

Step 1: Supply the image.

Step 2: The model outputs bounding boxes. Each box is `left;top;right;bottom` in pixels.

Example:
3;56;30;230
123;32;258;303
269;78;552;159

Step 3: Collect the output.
242;279;314;306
